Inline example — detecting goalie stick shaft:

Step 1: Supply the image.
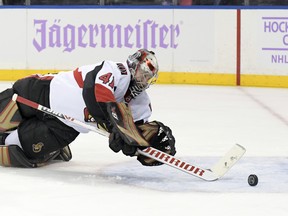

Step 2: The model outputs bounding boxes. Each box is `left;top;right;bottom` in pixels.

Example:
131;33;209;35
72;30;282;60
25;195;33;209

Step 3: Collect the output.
12;93;245;181
12;93;109;137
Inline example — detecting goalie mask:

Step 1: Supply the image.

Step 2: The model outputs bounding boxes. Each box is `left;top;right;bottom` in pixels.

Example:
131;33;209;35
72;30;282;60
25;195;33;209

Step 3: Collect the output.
127;49;159;90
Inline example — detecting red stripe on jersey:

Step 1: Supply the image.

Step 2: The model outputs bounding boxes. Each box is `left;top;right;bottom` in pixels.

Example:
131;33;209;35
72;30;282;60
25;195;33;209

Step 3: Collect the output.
94;84;116;102
73;68;84;88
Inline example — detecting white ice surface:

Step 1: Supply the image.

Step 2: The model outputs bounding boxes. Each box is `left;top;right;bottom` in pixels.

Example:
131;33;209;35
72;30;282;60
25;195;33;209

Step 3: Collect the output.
1;82;288;216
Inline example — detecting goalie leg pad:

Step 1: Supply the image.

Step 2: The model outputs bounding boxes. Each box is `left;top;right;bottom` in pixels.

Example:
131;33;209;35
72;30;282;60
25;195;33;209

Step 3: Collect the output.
0;145;67;168
0;145;38;168
53;145;72;161
0;88;23;132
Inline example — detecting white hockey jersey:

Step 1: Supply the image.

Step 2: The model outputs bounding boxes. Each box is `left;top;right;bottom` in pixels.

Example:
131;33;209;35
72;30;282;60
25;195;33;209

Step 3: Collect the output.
49;60;152;133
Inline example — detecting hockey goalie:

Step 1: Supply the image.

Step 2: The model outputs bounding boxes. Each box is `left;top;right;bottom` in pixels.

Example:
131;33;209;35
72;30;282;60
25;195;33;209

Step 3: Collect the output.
0;49;176;168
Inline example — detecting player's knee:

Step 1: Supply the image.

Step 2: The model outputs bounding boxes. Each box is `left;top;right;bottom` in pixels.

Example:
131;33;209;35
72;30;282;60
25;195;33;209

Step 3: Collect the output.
18;117;78;159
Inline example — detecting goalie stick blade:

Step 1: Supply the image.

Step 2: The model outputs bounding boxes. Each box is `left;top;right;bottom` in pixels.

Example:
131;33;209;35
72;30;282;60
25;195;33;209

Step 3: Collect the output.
138;144;246;181
211;144;246;179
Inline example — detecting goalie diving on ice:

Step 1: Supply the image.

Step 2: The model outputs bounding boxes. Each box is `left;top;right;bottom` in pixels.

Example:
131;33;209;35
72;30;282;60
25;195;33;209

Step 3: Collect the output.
9;93;246;181
0;49;176;168
0;48;245;181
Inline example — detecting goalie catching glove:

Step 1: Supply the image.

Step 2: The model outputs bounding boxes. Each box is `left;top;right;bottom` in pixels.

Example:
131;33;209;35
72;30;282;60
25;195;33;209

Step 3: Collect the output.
109;120;176;166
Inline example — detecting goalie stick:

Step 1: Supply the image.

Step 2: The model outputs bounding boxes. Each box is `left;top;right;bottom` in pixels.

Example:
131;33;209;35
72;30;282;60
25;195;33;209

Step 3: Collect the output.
12;93;246;181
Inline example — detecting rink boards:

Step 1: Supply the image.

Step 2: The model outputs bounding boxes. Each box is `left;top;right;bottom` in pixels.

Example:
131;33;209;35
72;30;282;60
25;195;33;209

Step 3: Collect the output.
0;6;287;87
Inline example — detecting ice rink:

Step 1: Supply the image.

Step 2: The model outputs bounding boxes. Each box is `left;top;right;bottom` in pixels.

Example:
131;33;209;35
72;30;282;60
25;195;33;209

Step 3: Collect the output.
1;81;288;216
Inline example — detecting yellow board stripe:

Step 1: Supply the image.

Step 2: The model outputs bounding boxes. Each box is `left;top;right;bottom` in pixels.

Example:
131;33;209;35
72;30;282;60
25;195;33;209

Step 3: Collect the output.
0;70;288;88
0;69;58;81
240;74;288;88
157;72;237;86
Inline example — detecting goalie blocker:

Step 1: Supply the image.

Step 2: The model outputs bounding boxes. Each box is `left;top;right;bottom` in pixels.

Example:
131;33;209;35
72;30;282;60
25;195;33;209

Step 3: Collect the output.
107;102;176;166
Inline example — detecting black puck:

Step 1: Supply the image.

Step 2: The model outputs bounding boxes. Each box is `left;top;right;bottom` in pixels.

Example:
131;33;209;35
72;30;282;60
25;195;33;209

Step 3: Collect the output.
248;174;258;186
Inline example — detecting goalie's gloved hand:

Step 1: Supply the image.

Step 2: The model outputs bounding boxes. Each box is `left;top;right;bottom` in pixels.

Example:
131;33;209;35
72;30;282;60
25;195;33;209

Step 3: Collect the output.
109;130;137;157
137;121;176;166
